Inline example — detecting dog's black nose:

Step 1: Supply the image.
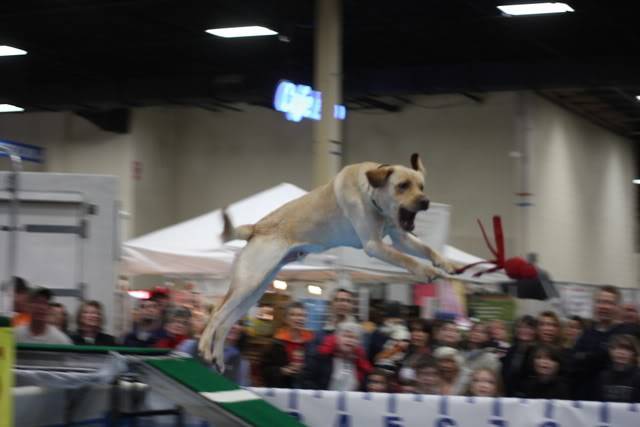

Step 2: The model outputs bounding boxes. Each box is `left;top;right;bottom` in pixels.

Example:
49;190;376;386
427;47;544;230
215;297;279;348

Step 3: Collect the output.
419;198;430;211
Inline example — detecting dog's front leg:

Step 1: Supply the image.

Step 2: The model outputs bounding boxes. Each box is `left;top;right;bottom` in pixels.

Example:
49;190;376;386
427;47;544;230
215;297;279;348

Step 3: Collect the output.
364;240;442;280
389;231;456;273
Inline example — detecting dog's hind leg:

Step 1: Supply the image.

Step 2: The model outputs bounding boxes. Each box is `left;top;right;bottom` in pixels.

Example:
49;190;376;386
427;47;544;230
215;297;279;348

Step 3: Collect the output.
199;237;293;371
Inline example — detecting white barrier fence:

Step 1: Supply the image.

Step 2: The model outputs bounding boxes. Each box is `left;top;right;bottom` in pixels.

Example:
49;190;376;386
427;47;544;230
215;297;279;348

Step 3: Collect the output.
249;388;640;427
13;385;640;427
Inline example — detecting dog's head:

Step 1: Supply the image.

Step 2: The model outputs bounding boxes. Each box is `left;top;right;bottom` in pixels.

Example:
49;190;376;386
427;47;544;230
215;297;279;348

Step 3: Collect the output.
366;153;429;232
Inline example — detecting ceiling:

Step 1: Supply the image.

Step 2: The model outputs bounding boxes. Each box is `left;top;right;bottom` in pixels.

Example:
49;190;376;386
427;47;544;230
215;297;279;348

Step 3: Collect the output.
1;0;640;138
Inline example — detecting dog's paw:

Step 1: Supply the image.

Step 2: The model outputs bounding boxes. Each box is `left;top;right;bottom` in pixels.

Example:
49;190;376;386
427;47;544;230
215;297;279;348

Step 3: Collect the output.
214;358;226;373
433;258;459;275
420;265;442;282
440;262;458;275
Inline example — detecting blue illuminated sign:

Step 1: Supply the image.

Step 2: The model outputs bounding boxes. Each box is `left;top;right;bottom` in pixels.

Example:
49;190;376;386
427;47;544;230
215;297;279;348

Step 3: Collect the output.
0;140;45;163
274;80;346;122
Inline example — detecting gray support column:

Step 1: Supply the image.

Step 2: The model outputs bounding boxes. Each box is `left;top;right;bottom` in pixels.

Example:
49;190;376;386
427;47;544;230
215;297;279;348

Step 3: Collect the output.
312;0;343;187
513;91;533;257
0;143;22;316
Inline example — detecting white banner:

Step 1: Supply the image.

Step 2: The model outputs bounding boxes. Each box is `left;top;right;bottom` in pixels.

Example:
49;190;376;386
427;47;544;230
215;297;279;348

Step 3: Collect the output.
14;385;640;427
250;388;639;427
557;283;594;318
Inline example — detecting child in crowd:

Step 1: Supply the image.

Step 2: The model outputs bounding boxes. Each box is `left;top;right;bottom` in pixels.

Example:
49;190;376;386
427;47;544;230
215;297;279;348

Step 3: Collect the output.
468;368;502;397
523;344;569;400
597;334;640;402
415;357;442;394
398;378;418;394
366;369;392;393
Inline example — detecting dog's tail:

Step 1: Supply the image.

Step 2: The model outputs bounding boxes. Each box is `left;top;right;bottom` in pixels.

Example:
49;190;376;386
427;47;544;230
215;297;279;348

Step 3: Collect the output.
221;209;255;242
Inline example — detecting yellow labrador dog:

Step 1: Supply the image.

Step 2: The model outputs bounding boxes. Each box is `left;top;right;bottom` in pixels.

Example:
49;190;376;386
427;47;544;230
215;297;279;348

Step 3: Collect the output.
199;153;454;370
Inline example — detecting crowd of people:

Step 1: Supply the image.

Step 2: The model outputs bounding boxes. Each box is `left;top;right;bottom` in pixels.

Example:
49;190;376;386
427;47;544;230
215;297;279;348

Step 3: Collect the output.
9;277;640;403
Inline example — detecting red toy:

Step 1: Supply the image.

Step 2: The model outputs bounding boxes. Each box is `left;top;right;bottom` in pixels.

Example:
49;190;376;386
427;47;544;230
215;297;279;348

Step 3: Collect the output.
455;215;538;280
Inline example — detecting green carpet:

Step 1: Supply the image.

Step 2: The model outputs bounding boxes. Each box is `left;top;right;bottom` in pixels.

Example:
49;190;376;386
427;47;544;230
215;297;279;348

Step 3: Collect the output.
146;358;239;392
17;343;170;355
147;358;305;427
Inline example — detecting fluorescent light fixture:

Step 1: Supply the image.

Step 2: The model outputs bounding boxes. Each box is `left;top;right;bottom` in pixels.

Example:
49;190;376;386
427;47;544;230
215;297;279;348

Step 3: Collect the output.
206;26;277;38
307;284;323;296
633;179;640;185
0;45;27;56
0;104;24;113
273;280;288;290
498;2;574;16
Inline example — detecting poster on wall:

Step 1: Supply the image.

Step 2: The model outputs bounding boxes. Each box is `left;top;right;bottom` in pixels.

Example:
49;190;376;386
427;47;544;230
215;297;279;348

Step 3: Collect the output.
467;294;516;323
437;280;467;319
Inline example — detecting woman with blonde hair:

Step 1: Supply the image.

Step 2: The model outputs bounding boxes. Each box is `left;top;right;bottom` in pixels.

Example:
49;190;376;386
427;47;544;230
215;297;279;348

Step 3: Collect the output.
71;300;116;346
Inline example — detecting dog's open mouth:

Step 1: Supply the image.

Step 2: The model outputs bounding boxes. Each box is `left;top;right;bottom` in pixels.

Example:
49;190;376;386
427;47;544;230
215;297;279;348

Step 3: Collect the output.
398;207;417;232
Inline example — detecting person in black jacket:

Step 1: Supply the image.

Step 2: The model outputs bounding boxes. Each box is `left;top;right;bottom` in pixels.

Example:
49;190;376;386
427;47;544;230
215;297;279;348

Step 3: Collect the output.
570;285;627;400
70;300;116;346
502;315;537;397
597;334;640;402
523;344;570;400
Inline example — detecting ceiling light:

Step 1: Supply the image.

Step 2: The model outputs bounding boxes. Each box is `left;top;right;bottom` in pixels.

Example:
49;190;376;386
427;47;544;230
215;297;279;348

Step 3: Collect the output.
636;95;640;101
273;280;288;290
128;290;151;299
0;104;24;113
498;3;574;16
205;26;278;38
633;179;640;185
307;284;322;296
0;45;27;56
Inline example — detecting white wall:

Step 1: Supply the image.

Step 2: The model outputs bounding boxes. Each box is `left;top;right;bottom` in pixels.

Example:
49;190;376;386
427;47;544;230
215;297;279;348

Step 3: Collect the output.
130;108;179;236
171;106;314;221
527;94;637;286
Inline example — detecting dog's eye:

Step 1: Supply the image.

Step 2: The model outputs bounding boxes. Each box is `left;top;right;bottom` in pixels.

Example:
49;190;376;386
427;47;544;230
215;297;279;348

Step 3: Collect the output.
419;183;424;191
397;181;410;191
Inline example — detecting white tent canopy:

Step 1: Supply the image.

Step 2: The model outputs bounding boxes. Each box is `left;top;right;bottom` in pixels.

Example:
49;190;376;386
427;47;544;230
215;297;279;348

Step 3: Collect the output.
122;183;507;283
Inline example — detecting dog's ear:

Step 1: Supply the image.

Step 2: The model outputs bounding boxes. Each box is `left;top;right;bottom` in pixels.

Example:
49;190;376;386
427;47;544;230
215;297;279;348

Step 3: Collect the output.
366;166;394;188
410;153;426;175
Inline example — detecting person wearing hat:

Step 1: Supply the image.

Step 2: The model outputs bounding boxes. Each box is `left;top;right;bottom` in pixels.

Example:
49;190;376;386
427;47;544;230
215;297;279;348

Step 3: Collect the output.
14;287;72;345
